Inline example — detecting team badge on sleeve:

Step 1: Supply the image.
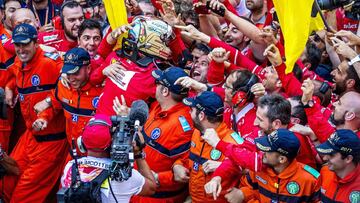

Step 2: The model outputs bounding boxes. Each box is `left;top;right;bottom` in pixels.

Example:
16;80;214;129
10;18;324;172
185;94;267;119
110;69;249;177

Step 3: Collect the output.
151;128;161;140
286;181;300;195
349;191;360;203
31;75;40;86
210;149;222;160
179;116;191;132
92;97;99;108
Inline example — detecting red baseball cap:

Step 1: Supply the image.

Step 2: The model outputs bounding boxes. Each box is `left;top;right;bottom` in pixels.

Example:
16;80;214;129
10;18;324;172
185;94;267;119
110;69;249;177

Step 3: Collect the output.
82;114;112;151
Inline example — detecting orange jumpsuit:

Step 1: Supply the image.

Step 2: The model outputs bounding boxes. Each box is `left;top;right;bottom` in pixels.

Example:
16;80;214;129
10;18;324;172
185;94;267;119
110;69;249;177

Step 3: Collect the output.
132;101;194;203
240;160;320;202
319;165;360;203
51;79;103;153
175;122;244;203
2;48;68;203
0;26;14;153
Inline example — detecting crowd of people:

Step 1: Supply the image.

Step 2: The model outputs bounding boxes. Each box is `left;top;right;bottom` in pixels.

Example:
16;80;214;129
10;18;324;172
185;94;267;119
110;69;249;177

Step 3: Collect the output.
0;0;359;202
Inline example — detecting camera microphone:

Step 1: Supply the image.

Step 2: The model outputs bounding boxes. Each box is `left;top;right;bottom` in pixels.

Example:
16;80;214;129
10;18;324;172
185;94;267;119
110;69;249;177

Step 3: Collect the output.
129;100;149;126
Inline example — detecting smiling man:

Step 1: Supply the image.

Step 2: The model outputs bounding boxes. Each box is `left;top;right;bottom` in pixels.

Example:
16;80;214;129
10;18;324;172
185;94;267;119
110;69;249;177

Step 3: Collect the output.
34;47;103;157
316;129;360;203
2;23;68;202
38;0;84;53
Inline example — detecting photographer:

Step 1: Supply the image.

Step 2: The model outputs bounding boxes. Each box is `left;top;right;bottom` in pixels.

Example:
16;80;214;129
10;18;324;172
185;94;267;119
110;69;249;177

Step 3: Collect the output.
61;114;156;202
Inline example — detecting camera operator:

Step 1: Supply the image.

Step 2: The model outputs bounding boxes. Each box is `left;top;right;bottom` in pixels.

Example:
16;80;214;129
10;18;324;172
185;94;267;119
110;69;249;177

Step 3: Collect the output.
61;114;156;202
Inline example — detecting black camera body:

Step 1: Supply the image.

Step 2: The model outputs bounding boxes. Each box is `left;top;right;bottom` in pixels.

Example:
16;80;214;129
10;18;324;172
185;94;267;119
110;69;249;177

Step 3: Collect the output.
0;88;7;120
317;0;360;20
109;115;135;181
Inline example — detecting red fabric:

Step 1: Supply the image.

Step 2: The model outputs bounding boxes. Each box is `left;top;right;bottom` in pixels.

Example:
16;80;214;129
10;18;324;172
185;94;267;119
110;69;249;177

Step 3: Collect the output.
305;100;335;143
89;54;106;85
97;28;114;60
82;114;111;149
336;8;359;33
38;30;78;52
96;51;157;116
275;63;303;97
208;37;258;72
223;106;261;152
319;165;360;202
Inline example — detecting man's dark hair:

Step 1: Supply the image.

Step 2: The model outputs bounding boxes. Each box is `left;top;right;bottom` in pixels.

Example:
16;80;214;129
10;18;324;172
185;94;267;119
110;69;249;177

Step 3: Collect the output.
230;70;259;103
192;43;211;55
78;19;102;38
181;9;199;28
340;152;359;165
346;64;360;93
304;42;321;71
289;96;308;125
258;94;291;125
60;0;81;18
195;108;223;124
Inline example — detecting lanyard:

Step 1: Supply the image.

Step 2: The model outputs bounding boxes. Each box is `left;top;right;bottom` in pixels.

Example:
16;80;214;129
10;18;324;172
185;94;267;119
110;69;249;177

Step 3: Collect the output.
32;4;49;26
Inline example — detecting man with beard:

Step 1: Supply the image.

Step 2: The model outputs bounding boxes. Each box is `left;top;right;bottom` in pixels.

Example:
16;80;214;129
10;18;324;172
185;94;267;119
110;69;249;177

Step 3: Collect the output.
316;129;360;202
172;91;243;202
245;0;266;28
301;79;360;143
38;0;84;53
204;129;320;202
331;61;360;95
28;0;60;32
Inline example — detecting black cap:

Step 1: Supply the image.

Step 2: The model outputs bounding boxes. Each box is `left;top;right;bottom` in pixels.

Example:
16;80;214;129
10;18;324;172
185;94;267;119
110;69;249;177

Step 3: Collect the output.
62;48;91;74
12;23;38;44
316;129;360;156
183;91;224;117
255;129;300;159
152;67;189;95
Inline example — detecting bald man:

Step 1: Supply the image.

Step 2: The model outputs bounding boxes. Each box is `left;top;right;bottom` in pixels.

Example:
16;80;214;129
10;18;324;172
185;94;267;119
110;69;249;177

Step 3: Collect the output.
332;91;360;134
11;8;38;28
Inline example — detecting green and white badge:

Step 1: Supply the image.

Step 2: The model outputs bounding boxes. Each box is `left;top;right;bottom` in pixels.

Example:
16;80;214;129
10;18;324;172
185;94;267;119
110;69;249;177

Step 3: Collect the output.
210;149;222;160
349;191;360;203
286;181;300;195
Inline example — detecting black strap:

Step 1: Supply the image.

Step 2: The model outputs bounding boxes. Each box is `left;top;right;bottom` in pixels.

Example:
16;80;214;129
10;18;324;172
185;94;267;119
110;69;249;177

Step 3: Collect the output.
151;187;187;198
232;110;239;134
34;132;66;142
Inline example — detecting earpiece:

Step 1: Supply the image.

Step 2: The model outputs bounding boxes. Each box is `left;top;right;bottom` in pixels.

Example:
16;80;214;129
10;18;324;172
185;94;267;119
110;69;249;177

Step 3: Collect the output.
77;118;111;153
77;136;87;153
231;74;258;108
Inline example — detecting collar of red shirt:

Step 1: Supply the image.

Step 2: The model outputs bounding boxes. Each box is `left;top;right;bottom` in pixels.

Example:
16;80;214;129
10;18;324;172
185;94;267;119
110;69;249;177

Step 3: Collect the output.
338;164;360;185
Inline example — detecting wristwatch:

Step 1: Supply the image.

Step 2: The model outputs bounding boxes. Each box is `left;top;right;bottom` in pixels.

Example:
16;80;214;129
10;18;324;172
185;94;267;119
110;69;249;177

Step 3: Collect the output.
134;151;146;159
348;55;360;66
45;97;52;105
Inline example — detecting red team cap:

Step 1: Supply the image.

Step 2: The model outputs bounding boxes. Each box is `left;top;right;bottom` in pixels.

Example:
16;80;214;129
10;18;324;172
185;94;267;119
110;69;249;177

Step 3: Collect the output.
82;114;112;151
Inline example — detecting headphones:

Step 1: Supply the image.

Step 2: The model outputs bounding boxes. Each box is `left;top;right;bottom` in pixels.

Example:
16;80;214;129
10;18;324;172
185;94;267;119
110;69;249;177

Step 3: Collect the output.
231;74;258;108
77;118;111;153
59;0;81;28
